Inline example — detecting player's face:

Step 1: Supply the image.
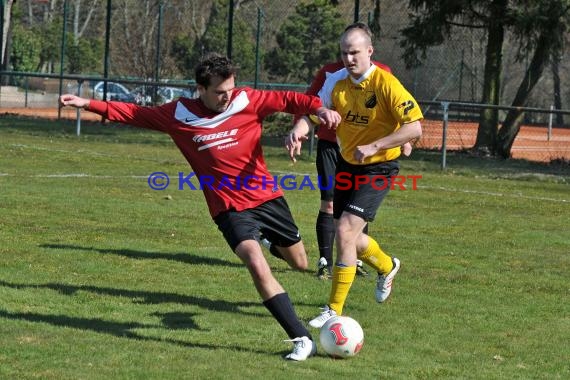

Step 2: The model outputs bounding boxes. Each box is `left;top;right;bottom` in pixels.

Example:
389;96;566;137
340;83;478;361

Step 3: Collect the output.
340;31;373;79
198;75;235;113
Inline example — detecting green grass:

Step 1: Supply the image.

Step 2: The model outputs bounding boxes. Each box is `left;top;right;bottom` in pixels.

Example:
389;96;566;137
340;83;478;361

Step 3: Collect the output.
1;116;569;379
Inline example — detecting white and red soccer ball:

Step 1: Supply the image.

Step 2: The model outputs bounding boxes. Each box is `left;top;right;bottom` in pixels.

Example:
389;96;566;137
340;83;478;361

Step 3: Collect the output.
319;316;364;358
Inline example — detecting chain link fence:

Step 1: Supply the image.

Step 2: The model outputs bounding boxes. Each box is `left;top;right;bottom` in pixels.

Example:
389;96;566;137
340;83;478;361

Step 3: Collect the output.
1;0;569;164
2;70;568;164
418;101;570;165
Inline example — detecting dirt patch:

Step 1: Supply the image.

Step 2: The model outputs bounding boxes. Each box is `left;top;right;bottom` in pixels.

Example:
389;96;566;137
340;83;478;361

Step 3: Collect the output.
419;119;570;163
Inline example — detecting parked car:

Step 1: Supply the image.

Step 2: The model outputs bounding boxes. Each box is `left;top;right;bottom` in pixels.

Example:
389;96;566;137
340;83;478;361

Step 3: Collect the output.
93;81;136;102
130;85;196;106
129;85;156;106
158;87;197;103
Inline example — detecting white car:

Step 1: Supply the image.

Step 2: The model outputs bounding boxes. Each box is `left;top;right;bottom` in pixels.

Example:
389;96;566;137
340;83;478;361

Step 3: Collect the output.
157;87;196;103
93;81;135;102
130;85;196;105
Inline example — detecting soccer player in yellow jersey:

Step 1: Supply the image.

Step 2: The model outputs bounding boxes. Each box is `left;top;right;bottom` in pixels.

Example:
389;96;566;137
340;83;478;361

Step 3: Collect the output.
287;22;422;327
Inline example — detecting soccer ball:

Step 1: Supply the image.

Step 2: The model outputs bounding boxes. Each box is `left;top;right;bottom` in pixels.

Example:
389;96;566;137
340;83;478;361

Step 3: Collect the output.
319;316;364;358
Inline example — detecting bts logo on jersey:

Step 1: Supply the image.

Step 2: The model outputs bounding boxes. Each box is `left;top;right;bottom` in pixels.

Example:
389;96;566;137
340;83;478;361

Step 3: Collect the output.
345;110;369;125
344;91;376;125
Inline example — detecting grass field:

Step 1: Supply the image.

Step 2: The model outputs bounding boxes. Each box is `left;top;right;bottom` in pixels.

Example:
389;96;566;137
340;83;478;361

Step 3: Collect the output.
1;116;569;380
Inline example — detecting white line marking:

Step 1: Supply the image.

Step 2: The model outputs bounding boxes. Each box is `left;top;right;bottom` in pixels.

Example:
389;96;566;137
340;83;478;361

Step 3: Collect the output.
1;174;148;179
415;185;568;203
273;170;569;203
6;143;184;164
3;146;567;203
2;170;567;203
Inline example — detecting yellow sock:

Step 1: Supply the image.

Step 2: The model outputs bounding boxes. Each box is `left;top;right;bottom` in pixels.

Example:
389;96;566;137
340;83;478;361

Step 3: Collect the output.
358;236;393;275
329;265;356;315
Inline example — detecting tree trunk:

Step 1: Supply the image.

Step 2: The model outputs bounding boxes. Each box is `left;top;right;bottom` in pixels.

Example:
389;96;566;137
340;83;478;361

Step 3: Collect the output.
552;56;564;125
496;34;552;158
1;0;15;85
474;0;507;156
369;0;382;36
1;0;14;69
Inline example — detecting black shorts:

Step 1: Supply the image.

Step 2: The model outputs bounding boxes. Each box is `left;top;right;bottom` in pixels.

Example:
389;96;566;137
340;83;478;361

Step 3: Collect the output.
213;197;302;251
316;139;339;201
333;158;400;221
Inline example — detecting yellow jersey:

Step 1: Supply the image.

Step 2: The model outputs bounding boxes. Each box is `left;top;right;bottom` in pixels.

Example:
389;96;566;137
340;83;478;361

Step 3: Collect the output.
318;65;423;164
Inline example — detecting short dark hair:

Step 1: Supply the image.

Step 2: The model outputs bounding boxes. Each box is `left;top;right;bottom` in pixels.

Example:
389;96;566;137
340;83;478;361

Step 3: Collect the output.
195;53;237;88
343;22;373;39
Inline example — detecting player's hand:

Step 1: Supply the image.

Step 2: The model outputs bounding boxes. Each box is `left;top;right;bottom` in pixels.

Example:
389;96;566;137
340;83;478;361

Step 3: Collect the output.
353;144;378;164
285;131;308;163
59;94;90;109
401;142;413;157
315;107;341;130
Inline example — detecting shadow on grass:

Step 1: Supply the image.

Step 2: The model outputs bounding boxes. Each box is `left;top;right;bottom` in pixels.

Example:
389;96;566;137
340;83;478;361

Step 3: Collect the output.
40;243;243;268
0;279;262;316
0;308;269;355
40;243;311;275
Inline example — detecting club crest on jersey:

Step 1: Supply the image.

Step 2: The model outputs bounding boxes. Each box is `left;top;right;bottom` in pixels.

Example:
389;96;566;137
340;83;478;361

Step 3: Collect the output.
364;92;377;108
193;128;239;151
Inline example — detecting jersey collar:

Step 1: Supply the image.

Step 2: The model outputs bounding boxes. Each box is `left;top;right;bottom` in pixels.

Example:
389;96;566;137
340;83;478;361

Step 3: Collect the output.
350;64;376;85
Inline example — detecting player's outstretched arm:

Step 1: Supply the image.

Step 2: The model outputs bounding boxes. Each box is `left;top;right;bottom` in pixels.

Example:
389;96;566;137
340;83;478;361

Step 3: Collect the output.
59;94;90;109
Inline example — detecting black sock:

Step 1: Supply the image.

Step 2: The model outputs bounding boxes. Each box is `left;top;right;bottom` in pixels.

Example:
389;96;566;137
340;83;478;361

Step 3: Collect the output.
316;211;335;264
263;293;312;340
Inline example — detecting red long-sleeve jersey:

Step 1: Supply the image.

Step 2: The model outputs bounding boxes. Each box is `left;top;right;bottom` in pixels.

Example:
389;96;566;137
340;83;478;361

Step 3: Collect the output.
87;87;323;218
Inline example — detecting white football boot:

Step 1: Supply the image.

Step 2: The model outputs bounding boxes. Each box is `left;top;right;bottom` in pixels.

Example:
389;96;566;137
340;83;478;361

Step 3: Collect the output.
284;336;316;361
375;257;400;302
308;305;337;329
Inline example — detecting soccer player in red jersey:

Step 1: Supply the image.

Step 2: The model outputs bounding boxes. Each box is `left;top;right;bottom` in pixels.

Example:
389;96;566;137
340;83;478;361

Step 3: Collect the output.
59;53;341;361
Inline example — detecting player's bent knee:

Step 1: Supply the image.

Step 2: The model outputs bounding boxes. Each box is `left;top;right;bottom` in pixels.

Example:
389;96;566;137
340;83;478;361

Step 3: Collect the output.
289;257;308;271
280;244;308;271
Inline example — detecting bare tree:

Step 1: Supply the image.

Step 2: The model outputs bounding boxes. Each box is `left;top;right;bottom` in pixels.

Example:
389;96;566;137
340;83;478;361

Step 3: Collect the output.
551;55;564;125
109;0;207;79
72;0;100;42
1;0;15;70
497;0;570;157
